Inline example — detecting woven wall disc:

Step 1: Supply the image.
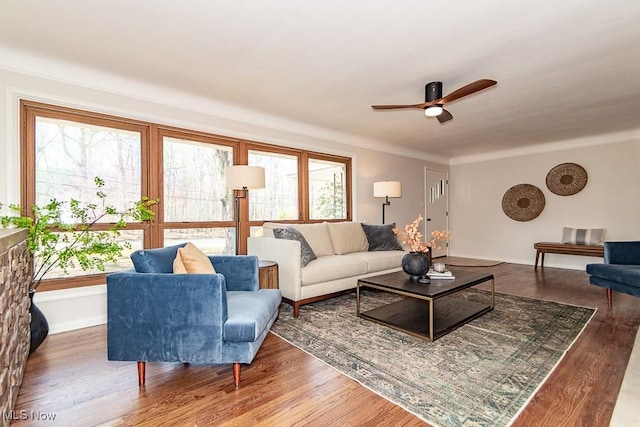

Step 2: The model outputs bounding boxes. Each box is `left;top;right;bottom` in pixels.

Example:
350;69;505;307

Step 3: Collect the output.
546;162;588;196
501;184;546;221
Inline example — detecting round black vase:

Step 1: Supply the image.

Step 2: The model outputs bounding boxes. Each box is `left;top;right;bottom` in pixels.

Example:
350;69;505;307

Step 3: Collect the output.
29;290;49;354
402;252;430;281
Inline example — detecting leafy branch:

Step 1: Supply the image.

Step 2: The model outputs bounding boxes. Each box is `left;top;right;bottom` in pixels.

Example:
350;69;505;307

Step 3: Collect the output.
1;177;157;289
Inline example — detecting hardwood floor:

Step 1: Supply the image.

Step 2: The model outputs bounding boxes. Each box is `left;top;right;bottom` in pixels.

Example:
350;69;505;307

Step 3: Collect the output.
12;261;640;426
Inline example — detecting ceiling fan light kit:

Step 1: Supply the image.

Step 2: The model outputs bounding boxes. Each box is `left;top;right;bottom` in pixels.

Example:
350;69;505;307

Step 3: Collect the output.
372;79;497;124
425;105;443;117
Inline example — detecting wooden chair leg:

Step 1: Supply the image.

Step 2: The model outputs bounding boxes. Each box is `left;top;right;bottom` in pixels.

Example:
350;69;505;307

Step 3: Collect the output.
534;250;540;270
137;361;146;386
293;302;301;318
233;363;241;388
606;289;612;306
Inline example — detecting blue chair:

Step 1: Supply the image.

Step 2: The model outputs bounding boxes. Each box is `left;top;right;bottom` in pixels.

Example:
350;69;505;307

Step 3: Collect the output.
586;241;640;306
106;243;281;387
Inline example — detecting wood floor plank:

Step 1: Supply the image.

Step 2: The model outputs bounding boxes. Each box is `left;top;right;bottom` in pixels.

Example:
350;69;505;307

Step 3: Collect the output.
12;261;640;426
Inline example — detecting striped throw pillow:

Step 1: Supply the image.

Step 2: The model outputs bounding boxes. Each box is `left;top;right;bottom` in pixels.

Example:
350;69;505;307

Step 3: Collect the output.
561;227;605;245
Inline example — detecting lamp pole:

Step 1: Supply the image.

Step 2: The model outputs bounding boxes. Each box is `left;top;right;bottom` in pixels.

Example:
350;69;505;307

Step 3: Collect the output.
234;186;248;255
381;195;390;224
225;165;265;255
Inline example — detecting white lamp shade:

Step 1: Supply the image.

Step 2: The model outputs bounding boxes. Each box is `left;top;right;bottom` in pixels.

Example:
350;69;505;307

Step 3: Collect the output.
225;165;266;190
373;181;402;198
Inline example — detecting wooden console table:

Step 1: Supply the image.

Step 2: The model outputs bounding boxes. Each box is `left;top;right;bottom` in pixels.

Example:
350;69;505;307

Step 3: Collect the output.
258;260;279;289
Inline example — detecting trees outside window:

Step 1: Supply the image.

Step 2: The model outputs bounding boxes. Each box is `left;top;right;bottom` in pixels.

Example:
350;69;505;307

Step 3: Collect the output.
20;100;351;290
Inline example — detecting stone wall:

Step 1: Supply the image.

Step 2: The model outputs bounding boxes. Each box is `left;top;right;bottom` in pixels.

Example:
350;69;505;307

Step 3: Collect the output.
0;229;31;426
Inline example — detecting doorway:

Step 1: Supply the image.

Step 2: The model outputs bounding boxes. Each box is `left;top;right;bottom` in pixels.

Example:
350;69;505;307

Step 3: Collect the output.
424;167;449;258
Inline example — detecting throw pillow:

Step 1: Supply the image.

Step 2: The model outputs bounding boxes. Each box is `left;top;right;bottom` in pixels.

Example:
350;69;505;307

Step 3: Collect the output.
273;227;317;267
173;242;216;274
261;222;290;238
327;222;369;254
293;222;335;256
361;223;403;251
561;227;605;245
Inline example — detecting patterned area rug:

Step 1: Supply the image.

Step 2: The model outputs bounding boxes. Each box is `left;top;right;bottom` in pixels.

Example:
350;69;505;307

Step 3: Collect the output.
270;290;595;427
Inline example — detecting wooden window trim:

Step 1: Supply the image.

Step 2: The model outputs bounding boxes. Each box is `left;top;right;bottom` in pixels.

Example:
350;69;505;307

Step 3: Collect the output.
20;100;353;290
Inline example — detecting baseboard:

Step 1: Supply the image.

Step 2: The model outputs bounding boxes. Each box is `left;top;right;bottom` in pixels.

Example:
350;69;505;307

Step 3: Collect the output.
34;284;108;334
47;315;107;334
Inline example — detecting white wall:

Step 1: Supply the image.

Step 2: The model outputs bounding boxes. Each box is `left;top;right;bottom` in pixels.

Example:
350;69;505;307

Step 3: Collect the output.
5;62;637;333
0;67;438;333
449;138;640;269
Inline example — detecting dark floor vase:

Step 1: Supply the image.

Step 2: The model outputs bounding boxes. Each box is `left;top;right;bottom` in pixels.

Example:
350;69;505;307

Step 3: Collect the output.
402;252;430;280
29;290;49;354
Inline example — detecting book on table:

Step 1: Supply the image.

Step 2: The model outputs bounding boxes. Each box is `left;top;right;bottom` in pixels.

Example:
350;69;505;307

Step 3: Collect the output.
426;269;455;279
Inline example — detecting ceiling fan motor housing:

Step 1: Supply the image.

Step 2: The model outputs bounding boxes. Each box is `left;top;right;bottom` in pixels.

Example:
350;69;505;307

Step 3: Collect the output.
425;81;443;102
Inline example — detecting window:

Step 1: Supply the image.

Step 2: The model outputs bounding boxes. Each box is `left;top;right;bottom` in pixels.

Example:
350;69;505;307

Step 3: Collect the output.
23;103;150;287
20;100;352;290
163;136;234;222
308;157;348;220
248;149;299;221
162;132;236;254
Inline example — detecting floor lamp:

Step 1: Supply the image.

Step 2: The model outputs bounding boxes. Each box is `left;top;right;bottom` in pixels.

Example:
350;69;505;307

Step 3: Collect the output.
373;181;402;224
225;165;265;254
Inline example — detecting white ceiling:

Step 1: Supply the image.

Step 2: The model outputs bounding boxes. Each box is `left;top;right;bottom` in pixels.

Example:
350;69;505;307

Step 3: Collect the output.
1;0;639;161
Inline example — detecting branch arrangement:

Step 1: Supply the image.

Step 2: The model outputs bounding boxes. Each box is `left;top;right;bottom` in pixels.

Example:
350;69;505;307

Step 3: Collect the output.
1;177;157;289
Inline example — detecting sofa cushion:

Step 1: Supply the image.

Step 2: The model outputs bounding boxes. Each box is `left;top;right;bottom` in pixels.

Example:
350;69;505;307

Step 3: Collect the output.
353;250;405;273
224;289;282;342
562;227;605;245
327;222;369;254
301;254;368;286
273;227;317;267
295;222;335;256
131;243;187;273
173;242;216;274
361;223;403;251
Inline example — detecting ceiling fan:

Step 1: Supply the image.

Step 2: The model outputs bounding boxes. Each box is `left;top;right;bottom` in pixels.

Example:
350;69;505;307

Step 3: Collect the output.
371;79;497;123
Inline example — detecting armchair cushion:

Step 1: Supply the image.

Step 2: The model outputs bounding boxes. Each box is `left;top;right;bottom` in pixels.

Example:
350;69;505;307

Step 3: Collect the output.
587;264;640;285
174;242;216;274
131;243;187;273
224;289;282;342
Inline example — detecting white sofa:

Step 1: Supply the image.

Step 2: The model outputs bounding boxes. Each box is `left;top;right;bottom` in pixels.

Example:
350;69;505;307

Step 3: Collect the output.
248;221;405;317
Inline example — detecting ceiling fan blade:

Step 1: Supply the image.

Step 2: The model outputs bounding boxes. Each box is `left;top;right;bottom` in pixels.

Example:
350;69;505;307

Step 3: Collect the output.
371;103;429;110
440;79;497;105
437;109;453;123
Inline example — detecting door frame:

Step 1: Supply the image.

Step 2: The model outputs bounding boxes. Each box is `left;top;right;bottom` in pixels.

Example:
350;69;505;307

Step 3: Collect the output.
424;166;450;258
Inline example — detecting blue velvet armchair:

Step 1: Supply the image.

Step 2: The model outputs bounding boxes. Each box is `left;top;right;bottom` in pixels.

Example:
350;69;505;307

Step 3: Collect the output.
586;241;640;306
106;243;281;387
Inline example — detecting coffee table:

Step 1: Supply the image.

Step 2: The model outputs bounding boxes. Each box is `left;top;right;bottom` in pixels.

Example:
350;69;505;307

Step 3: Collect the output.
356;269;495;341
